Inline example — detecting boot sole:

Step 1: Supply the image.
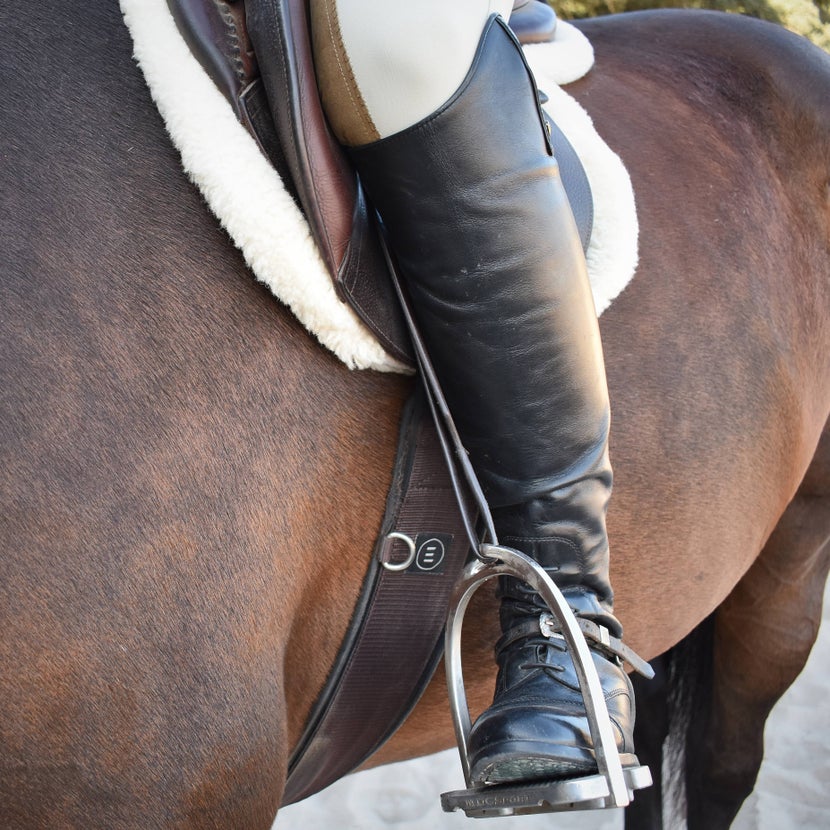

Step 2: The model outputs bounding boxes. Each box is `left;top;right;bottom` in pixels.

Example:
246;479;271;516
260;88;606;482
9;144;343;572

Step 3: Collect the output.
471;745;639;786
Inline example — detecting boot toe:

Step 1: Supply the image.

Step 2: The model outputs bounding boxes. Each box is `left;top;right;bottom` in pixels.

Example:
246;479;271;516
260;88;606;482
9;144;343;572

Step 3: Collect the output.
468;703;602;784
467;649;636;786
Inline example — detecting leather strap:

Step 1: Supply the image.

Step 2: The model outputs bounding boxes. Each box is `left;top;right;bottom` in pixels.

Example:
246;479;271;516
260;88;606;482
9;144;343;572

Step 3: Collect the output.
500;614;655;679
246;0;415;364
282;390;472;805
574;618;654;679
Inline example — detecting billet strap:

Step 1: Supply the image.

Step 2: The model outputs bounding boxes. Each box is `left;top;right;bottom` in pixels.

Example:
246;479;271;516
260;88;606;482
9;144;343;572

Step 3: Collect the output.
282;390;473;805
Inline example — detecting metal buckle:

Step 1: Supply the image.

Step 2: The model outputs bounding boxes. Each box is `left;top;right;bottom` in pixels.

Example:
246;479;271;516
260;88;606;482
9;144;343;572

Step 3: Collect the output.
598;623;611;648
379;531;416;572
539;612;564;640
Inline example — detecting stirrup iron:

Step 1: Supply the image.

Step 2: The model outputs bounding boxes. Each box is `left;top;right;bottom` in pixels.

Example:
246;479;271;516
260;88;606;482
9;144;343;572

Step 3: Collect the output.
440;544;652;818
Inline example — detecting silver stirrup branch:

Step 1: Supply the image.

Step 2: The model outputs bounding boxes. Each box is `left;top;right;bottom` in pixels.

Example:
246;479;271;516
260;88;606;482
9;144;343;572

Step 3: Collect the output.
441;544;652;818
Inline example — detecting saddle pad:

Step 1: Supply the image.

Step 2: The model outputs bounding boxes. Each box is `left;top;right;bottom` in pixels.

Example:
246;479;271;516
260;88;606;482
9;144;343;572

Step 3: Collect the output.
121;0;639;372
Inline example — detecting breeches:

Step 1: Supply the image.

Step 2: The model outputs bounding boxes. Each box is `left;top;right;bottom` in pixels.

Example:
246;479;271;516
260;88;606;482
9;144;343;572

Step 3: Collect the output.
309;0;513;145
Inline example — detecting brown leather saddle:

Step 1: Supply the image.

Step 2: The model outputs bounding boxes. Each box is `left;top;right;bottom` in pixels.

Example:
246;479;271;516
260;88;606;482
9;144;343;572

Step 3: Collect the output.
166;0;593;370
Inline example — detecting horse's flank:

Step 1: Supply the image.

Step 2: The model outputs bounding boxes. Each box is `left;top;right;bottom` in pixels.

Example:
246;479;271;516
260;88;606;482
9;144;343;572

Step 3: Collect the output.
1;4;409;825
0;5;828;829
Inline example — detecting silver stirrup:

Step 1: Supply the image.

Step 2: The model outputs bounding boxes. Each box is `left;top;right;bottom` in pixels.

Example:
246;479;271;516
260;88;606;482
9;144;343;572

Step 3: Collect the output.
440;544;652;818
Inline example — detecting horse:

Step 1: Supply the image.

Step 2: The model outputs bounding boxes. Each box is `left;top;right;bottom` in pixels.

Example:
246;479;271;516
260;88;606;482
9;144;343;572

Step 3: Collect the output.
1;3;828;828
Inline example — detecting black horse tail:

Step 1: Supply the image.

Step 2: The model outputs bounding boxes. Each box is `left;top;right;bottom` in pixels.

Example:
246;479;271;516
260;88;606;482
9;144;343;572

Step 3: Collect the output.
625;614;717;830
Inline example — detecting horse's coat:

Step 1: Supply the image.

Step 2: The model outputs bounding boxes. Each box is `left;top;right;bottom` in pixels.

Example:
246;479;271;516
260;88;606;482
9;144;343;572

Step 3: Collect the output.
1;5;829;830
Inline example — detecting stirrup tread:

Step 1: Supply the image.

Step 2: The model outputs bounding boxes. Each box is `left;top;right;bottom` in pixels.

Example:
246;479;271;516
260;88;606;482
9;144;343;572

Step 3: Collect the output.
441;764;652;817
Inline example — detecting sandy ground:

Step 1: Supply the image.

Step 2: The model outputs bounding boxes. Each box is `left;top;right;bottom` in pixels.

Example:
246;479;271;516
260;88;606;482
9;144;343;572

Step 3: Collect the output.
274;581;829;829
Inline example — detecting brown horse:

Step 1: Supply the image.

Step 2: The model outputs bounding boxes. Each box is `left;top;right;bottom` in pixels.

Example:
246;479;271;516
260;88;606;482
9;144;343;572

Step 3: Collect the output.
0;4;828;829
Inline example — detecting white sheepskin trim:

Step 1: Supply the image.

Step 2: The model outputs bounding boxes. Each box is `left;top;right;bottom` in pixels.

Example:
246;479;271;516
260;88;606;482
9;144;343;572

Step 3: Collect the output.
527;49;640;316
523;21;595;86
120;0;407;373
121;1;638;370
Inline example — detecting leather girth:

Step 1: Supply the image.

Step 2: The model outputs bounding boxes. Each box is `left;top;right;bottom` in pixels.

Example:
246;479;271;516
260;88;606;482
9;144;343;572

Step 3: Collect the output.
165;0;594;369
282;389;473;805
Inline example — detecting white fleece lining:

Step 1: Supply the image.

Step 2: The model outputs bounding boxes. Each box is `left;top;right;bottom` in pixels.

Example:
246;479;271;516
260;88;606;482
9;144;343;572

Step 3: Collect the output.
120;0;405;372
524;17;596;85
120;1;638;371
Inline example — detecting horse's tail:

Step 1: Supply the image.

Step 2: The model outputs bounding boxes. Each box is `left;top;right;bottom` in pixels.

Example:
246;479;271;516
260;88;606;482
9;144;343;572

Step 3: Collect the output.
667;614;718;827
627;614;716;830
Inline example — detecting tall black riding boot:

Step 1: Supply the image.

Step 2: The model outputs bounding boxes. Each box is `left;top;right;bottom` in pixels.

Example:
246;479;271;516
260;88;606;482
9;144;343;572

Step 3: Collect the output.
348;14;639;785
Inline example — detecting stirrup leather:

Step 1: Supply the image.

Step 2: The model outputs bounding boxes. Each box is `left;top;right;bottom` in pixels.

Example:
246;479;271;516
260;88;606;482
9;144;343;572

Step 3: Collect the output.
440;545;652;818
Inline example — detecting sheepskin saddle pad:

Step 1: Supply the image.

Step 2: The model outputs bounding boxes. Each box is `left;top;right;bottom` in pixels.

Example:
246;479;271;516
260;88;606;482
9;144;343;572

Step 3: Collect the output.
122;0;639;373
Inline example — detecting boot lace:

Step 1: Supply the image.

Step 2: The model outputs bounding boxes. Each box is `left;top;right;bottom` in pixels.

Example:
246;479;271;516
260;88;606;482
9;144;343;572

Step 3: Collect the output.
518;636;570;678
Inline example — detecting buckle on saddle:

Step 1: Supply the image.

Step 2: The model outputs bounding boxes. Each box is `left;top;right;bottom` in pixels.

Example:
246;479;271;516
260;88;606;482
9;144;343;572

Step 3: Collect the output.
441;545;653;818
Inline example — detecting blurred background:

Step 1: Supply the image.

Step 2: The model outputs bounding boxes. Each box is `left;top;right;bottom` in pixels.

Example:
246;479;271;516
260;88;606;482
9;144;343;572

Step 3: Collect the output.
555;0;828;49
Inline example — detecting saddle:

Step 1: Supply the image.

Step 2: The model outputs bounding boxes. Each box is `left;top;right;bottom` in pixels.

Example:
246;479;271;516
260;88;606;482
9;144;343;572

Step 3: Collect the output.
166;0;594;370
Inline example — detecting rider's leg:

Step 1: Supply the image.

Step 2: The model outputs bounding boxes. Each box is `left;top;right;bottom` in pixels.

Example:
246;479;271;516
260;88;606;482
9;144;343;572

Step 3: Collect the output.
310;0;513;144
310;0;637;784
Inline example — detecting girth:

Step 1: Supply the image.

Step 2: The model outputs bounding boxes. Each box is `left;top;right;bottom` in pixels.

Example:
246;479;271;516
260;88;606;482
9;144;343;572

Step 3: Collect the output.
166;0;594;368
282;389;472;804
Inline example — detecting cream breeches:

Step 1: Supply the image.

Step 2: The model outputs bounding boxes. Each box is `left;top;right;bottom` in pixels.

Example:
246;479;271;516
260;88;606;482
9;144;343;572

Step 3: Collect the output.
310;0;513;145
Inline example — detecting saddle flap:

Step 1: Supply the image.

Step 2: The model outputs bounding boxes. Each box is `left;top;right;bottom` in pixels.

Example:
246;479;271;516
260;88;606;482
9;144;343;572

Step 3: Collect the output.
168;0;414;364
239;0;416;365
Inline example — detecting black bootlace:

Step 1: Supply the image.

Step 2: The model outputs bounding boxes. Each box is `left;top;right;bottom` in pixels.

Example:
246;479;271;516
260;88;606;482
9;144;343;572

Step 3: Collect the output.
517;635;570;678
498;582;587;688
